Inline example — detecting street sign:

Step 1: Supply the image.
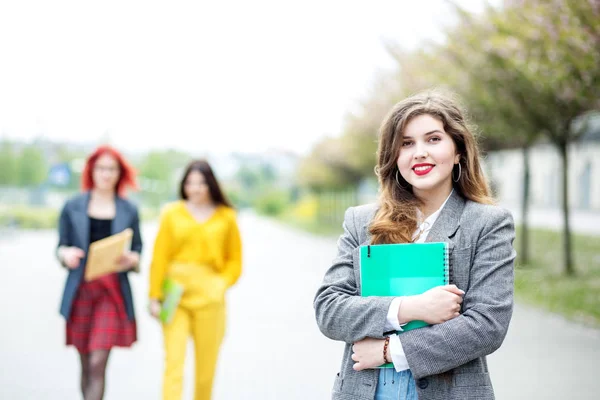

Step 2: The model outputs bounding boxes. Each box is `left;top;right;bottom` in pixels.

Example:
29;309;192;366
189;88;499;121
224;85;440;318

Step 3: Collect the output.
47;163;71;186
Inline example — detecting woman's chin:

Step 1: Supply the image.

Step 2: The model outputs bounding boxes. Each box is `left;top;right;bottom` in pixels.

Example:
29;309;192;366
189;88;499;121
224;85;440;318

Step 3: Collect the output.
94;184;116;192
188;196;209;205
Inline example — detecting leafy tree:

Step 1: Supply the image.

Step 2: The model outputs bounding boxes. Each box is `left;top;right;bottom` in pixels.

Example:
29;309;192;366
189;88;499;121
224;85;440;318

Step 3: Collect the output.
0;140;18;185
17;144;48;187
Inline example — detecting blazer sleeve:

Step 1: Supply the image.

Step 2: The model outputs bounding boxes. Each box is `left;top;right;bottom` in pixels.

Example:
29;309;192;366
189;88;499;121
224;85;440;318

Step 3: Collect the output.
314;207;395;344
130;206;143;254
57;202;72;248
56;202;73;267
399;207;516;379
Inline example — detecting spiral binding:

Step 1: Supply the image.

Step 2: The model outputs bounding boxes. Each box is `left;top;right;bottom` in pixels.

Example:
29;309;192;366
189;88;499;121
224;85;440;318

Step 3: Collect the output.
443;243;452;285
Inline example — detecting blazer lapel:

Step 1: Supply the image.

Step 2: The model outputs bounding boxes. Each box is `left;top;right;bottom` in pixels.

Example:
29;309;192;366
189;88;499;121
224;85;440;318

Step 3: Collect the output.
70;192;91;247
359;206;378;248
357;190;465;246
70;193;131;246
425;190;465;244
112;196;129;235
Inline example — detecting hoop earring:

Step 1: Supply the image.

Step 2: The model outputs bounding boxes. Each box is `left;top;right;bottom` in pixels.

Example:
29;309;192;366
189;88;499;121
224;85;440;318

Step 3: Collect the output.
453;163;462;183
395;170;409;189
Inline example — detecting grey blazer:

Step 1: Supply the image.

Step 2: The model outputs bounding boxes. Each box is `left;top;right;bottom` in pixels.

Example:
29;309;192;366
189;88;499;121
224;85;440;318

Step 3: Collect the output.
314;191;516;400
57;192;143;321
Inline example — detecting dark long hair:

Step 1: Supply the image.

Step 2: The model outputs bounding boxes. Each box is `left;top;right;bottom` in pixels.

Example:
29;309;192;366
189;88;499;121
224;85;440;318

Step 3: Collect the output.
179;160;233;208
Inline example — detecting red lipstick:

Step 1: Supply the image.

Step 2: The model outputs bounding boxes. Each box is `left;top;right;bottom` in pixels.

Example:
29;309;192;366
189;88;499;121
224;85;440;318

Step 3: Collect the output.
412;163;434;176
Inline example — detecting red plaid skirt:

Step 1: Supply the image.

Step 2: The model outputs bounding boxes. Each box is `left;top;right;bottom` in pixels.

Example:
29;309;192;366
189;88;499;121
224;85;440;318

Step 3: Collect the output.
66;273;137;354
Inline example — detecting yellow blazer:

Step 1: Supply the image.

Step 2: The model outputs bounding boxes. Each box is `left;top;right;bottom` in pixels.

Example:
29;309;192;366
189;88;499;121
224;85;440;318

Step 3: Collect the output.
149;201;242;302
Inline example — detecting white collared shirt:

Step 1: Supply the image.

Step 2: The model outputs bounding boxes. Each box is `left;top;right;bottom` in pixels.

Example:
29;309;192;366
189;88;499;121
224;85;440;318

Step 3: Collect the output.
384;190;453;372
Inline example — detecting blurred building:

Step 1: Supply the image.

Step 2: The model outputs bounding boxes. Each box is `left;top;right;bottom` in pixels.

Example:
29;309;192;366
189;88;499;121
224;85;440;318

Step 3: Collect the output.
486;114;600;211
210;148;300;187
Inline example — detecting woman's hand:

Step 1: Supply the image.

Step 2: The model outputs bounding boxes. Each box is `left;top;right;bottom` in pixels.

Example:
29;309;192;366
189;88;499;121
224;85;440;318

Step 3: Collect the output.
58;246;85;269
399;284;464;325
116;251;140;271
351;338;390;371
149;299;161;319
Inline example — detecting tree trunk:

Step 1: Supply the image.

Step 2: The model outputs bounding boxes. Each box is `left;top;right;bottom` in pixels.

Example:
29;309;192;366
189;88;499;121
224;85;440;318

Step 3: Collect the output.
558;141;575;276
520;145;531;265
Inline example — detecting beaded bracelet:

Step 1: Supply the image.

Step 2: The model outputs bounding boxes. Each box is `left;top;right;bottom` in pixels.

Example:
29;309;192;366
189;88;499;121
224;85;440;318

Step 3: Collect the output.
383;336;390;364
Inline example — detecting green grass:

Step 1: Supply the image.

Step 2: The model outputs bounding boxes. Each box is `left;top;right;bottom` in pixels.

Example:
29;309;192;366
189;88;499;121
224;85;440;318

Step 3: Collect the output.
0;205;161;230
0;206;59;229
514;227;600;327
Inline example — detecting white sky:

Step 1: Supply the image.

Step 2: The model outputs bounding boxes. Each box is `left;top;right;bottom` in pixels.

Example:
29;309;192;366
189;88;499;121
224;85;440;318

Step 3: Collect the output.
0;0;492;156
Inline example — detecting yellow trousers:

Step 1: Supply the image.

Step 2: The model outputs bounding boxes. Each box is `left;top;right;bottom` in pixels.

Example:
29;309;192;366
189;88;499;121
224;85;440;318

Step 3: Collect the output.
162;263;227;400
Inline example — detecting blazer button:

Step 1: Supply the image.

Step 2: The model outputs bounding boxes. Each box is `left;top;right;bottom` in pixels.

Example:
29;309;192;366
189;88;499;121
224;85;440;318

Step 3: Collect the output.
417;378;429;389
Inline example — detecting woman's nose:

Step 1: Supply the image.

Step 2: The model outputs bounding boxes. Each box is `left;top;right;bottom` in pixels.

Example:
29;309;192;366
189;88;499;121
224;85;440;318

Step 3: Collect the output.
414;144;429;159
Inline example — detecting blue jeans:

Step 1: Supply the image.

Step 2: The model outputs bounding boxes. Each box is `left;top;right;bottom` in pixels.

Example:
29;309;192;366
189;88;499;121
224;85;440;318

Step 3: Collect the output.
375;368;417;400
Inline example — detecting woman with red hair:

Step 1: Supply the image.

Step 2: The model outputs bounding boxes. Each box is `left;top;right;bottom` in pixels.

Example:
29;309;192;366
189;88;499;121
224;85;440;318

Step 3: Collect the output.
56;145;143;400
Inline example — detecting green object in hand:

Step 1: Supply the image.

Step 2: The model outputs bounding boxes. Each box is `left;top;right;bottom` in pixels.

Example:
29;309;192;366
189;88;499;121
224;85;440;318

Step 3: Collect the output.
160;278;184;324
360;242;450;368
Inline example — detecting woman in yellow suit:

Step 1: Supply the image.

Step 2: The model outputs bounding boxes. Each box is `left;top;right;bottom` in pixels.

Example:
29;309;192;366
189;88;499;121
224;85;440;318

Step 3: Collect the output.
148;159;242;400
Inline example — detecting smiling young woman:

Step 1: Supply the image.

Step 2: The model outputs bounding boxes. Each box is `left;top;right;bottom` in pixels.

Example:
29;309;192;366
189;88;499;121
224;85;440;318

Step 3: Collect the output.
148;159;242;400
314;89;516;400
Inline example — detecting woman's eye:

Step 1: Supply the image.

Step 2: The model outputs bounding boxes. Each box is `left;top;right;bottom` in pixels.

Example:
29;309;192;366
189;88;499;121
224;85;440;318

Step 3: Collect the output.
429;136;441;143
402;141;413;147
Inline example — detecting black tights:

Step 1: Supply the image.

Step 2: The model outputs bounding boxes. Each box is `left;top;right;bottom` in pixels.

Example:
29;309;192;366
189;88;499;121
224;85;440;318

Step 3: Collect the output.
79;350;111;400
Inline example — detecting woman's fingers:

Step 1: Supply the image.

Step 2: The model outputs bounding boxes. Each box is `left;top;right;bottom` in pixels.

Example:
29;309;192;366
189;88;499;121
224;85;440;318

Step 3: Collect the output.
63;247;85;269
148;301;161;319
65;255;80;269
73;247;85;257
441;284;465;296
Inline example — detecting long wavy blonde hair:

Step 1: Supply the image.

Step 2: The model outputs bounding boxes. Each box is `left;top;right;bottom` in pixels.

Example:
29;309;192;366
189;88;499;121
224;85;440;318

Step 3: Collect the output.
369;89;494;244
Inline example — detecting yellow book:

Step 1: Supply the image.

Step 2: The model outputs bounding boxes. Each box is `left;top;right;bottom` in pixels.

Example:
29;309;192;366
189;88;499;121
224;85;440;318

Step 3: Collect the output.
85;228;133;281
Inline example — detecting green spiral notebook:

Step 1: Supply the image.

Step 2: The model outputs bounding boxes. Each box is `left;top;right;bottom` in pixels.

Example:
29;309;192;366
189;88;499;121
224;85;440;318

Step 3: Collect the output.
360;242;450;368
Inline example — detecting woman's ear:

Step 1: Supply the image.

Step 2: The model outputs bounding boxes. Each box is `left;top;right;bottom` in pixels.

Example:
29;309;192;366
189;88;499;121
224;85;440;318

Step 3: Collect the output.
454;153;461;164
